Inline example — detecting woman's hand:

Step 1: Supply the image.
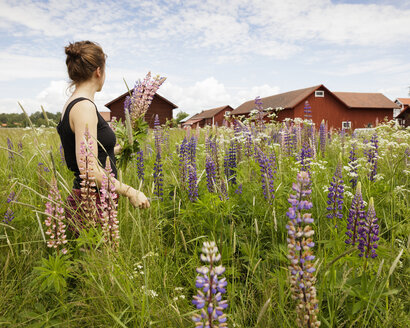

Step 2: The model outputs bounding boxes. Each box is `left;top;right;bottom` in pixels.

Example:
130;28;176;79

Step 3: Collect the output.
114;144;122;155
126;187;150;209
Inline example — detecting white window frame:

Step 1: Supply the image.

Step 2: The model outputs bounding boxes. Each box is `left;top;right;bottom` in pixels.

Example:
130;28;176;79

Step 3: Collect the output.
315;90;324;97
342;121;351;129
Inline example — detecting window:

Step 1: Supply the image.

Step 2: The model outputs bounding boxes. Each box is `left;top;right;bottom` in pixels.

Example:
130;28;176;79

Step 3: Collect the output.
315;90;324;97
342;121;351;129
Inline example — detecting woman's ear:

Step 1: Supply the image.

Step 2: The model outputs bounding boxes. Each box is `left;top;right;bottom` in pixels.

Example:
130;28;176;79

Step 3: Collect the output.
96;66;102;78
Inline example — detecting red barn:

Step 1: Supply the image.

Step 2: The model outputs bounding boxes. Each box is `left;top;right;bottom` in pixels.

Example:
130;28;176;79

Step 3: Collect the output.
232;85;399;129
105;92;177;128
182;105;233;128
395;98;410;127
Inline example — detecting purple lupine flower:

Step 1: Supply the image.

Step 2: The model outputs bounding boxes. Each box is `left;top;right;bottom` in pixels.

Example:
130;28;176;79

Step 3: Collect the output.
7;137;14;160
153;152;164;200
188;136;197;167
3;191;16;223
3;208;14;223
17;141;23;153
38;162;50;173
178;137;189;189
192;241;228;328
310;124;317;160
235;183;243;195
219;180;229;201
44;178;68;254
299;142;313;174
282;123;292;156
78;126;98;225
319;120;326;157
186;136;198;201
100;157;119;248
345;182;366;246
304;101;312;121
207;136;222;183
243;125;253;157
290;126;298;155
7;191;16;203
348;142;359;189
367;133;379;182
136;150;144;181
256;148;275;204
188;163;198;202
326;157;344;227
233;120;242;162
358;197;379;259
154;114;162;154
286;171;320;328
205;155;217;193
59;144;65;164
224;141;237;185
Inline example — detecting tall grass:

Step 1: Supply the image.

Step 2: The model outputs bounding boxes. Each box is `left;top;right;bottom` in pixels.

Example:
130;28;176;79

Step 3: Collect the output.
0;122;409;327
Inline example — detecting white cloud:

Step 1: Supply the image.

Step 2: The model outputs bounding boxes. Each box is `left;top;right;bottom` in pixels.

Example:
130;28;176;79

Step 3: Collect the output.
1;0;409;60
0;52;65;81
160;77;280;115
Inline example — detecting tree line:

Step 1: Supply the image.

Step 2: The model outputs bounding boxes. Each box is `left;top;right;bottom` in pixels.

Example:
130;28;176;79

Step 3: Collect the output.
0;110;190;128
0;111;62;128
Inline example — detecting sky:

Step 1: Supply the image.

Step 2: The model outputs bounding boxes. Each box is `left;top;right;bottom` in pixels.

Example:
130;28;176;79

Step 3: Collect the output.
1;0;410;116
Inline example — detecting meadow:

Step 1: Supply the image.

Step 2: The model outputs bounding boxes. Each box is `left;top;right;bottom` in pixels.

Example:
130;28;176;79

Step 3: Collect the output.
0;119;409;327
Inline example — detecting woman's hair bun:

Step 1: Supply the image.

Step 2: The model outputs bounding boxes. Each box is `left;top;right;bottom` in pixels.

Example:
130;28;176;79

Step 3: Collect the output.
64;41;106;86
65;42;82;58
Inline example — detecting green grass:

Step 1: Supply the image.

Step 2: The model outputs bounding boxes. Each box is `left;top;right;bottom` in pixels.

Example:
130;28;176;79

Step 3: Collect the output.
0;122;409;327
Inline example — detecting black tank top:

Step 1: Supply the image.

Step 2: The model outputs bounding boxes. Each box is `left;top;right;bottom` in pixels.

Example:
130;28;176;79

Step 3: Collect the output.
57;97;117;189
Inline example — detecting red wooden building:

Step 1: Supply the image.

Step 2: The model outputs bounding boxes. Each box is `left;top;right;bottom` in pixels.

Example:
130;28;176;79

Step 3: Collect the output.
182;105;233;128
394;98;410;127
232;85;399;129
105;92;178;128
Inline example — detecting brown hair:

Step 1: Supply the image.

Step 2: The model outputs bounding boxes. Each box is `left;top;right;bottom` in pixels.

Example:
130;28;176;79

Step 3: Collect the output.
65;41;106;86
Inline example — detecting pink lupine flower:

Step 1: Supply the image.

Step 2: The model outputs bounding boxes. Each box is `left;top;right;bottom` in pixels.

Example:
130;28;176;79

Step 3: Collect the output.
44;178;68;254
78;126;98;226
100;157;119;248
125;72;167;127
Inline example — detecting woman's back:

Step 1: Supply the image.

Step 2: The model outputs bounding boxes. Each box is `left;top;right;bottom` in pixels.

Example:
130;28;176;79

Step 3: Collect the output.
57;97;117;189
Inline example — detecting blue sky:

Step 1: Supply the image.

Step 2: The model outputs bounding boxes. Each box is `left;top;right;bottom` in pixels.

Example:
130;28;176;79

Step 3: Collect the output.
0;0;409;115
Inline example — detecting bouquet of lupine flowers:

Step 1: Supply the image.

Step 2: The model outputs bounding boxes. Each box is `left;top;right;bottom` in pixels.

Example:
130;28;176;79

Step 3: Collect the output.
115;72;166;171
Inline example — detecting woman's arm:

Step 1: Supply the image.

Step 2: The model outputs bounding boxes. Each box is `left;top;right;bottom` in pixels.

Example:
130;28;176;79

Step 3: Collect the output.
70;101;149;209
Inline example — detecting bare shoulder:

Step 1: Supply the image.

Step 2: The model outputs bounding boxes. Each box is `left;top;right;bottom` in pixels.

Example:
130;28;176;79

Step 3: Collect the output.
70;99;98;129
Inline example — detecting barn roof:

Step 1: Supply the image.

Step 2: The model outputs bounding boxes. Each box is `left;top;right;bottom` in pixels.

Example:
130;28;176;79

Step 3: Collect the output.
105;91;178;109
195;105;233;119
396;98;410;105
183;118;203;126
232;85;322;115
182;113;202;125
333;92;400;109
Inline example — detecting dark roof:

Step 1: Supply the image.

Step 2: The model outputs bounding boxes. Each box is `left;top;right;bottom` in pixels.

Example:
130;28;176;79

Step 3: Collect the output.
105;91;178;109
333;92;400;109
232;85;322;115
195;105;233;119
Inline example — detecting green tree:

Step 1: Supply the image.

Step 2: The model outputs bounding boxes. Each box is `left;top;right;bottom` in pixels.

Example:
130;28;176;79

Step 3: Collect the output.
175;111;189;124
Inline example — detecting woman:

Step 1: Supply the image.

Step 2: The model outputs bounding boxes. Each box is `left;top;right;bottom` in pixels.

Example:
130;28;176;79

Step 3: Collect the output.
58;41;149;230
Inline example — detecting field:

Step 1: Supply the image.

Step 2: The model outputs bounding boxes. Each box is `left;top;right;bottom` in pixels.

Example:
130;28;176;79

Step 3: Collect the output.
0;120;409;327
